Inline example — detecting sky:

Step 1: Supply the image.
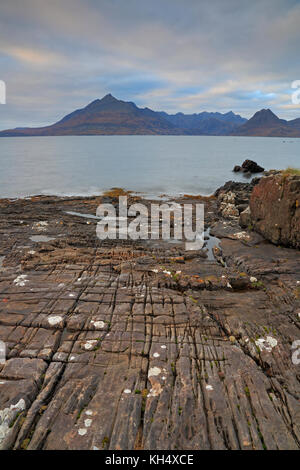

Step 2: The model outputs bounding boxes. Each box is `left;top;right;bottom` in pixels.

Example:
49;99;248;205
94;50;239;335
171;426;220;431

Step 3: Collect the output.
0;0;300;130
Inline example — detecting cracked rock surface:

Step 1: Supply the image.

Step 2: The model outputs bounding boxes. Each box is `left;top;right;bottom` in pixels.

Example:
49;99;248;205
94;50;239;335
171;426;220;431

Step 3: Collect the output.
0;193;299;450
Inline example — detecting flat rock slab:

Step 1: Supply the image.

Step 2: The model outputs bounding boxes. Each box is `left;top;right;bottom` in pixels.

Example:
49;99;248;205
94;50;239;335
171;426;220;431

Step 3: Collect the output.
0;195;299;450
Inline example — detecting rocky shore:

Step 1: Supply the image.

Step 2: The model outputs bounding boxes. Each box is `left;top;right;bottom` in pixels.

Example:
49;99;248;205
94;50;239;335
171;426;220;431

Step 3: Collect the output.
0;173;299;450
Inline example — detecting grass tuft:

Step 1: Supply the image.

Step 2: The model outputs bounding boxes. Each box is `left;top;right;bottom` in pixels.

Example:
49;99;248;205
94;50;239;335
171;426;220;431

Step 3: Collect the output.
282;167;300;176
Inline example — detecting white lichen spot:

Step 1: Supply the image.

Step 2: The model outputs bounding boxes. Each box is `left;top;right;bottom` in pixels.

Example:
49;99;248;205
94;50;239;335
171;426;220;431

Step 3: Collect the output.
85;410;93;416
206;385;214;391
70;356;76;361
161;345;167;349
84;419;92;427
84;340;97;351
69;293;75;298
266;336;278;349
93;446;99;450
58;283;65;288
123;389;131;394
28;250;36;255
78;428;87;436
227;282;232;289
163;270;171;276
148;367;161;378
233;232;251;240
255;336;278;352
48;316;63;326
153;352;160;358
13;275;28;287
152;269;159;273
250;277;258;283
91;320;105;329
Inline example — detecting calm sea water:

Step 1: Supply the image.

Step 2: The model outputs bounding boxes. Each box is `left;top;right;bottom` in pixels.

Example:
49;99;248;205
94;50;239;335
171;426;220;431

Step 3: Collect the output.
0;136;299;198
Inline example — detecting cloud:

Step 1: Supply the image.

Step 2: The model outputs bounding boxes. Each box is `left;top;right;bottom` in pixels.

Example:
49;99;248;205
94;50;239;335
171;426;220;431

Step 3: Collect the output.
0;0;299;129
2;46;64;66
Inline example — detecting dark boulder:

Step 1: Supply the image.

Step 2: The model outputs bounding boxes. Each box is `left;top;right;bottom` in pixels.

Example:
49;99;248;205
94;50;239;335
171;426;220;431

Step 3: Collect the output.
242;159;264;173
214;179;260;198
233;165;241;172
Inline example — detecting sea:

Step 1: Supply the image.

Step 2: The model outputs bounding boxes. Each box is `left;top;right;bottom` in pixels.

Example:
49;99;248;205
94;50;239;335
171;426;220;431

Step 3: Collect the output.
0;135;299;199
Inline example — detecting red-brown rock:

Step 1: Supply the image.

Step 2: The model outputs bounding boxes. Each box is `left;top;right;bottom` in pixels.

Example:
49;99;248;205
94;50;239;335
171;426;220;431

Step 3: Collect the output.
250;174;300;248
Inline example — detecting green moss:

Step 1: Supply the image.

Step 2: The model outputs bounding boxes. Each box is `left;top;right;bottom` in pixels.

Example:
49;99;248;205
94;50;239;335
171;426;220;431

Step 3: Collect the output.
251;280;265;289
141;389;148;412
102;436;109;448
9;411;22;428
76;406;86;422
21;438;31;450
282;167;300;176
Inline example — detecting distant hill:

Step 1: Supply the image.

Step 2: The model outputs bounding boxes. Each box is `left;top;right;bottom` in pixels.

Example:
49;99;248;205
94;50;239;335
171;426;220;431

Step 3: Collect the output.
232;109;300;137
0;94;247;137
0;94;182;136
158;110;247;135
1;96;299;137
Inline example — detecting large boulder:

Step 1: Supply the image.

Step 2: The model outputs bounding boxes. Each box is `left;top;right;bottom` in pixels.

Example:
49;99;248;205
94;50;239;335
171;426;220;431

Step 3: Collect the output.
250;173;300;248
233;160;264;173
242;159;264;173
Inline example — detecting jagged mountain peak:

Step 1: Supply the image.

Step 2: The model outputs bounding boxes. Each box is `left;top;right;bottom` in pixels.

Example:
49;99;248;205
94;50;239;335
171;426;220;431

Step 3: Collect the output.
250;108;280;123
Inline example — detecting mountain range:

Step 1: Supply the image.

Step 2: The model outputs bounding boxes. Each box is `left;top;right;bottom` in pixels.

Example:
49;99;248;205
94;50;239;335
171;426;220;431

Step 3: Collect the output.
232;108;300;137
0;94;299;137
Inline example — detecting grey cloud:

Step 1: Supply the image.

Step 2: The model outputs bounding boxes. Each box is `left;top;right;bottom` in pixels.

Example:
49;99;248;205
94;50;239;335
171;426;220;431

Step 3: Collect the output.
0;0;300;129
